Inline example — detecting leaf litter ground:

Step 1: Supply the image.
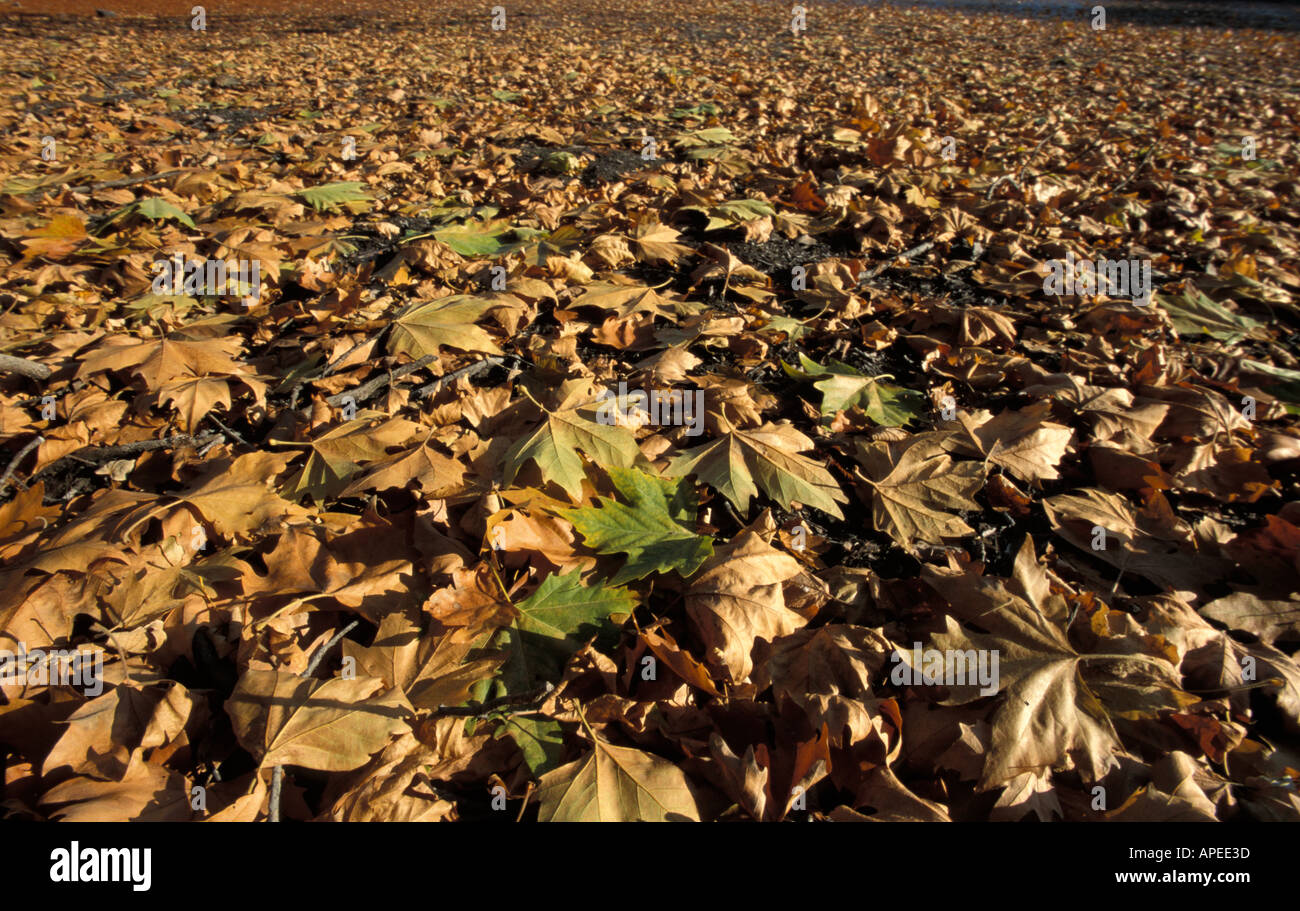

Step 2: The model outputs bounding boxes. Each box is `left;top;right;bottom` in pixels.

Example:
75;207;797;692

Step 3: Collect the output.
1;0;1299;822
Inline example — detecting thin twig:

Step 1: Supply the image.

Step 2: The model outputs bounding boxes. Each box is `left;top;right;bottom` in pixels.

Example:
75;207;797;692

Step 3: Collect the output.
268;618;361;822
985;174;1021;201
303;620;360;677
1111;145;1157;195
412;355;507;400
0;354;52;381
430;688;547;718
1017;134;1053;185
515;781;535;822
859;240;936;285
321;328;388;377
207;413;252;449
268;766;284;823
0;436;44;497
30;432;220;481
324;355;435;408
59;168;191;196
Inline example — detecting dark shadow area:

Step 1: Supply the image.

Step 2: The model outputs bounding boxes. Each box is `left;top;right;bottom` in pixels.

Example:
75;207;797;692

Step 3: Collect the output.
856;0;1300;31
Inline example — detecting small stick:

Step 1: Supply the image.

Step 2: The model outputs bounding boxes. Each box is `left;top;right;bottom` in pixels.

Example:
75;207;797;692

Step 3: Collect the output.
985;174;1021;201
58;169;191;196
321;328;388;377
412;356;507;399
268;766;284;823
0;354;52;381
324;355;435;407
859;240;935;285
302;620;360;677
31;432;220;481
1111;146;1157;195
1017;134;1053;185
430;688;548;718
0;436;44;497
515;781;535;822
207;414;252;449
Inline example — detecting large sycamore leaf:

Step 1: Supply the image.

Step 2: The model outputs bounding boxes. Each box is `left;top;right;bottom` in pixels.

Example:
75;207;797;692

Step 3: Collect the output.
340;437;467;498
43;683;200;779
112;450;307;541
571;281;677;319
631;220;693;265
76;336;251;390
783;352;925;425
925;611;1119;789
42;754;193;822
922;538;1192;789
389;295;503;358
852;435;984;551
667;421;848;519
340;613;502;710
158;375;232;432
557;466;713;584
322;731;455;823
946;401;1074;484
685;530;804;683
535;727;700;821
502;400;647;501
225;670;410;772
502;570;637;689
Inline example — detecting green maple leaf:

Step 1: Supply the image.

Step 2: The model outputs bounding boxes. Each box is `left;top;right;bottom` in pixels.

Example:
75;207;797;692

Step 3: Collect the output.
783;352;924;425
134;197;197;229
297;181;372;214
502;400;647;501
672;127;737;147
431;220;513;256
101;197;196;231
713;198;775;224
558;467;713;584
388;295;503;357
499;715;566;776
1158;285;1266;343
500;570;636;690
